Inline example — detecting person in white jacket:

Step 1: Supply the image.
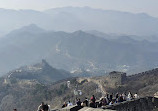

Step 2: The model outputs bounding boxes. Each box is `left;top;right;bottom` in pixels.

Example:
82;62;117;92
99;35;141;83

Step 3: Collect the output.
67;101;73;106
127;91;132;101
37;102;44;111
48;105;51;111
134;93;139;99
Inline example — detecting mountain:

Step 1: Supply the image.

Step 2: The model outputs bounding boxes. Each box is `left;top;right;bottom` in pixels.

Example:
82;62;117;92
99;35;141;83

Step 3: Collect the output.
86;30;150;41
0;9;53;36
44;6;158;36
5;60;71;84
0;25;158;75
0;60;72;111
86;30;119;40
9;24;46;34
0;7;158;37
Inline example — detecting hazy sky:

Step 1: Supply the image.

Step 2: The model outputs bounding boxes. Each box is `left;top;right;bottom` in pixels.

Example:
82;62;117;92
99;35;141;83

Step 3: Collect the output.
0;0;158;17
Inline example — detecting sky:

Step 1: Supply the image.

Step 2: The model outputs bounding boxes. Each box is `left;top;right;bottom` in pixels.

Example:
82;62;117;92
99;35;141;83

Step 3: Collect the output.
0;0;158;17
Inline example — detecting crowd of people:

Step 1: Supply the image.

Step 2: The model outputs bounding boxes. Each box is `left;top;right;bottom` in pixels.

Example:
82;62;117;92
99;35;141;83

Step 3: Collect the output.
62;91;139;108
35;91;139;110
97;91;139;107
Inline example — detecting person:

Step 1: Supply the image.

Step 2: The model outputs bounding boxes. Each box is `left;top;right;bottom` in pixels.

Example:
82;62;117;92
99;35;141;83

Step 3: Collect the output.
115;93;119;99
98;97;103;107
13;109;17;111
110;93;113;102
127;91;132;101
115;97;119;103
38;102;44;111
102;97;107;106
106;94;110;101
105;96;109;105
118;94;124;102
67;101;73;106
76;98;82;106
48;105;51;111
109;100;114;105
89;100;95;108
122;93;126;101
90;95;96;104
43;104;49;111
62;102;67;108
134;93;139;99
83;97;89;107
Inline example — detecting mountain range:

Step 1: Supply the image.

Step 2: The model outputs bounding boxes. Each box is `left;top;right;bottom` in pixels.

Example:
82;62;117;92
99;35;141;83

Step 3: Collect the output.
0;24;158;75
0;7;158;37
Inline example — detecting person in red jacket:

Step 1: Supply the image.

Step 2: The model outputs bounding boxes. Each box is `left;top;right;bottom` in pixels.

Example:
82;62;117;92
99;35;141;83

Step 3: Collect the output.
90;95;96;103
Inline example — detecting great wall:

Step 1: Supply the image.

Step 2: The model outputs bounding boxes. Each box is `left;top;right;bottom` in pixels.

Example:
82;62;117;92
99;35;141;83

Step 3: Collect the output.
49;68;158;111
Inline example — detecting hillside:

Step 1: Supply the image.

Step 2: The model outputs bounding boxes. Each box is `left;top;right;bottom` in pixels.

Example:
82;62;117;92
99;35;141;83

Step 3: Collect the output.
0;68;158;110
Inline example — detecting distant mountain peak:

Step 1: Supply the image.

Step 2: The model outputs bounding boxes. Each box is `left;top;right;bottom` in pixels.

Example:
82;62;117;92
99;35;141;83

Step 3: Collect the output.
19;24;45;33
31;59;52;70
6;24;46;37
5;59;71;84
73;30;85;34
40;59;51;68
116;36;137;43
41;59;48;65
72;30;93;37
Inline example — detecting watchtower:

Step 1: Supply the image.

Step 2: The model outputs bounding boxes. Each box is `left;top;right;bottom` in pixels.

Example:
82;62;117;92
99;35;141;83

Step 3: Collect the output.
109;71;126;86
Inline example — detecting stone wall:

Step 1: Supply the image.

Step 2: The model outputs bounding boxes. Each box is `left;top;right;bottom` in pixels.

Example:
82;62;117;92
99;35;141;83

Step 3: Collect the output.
58;105;83;111
128;68;158;79
79;107;115;111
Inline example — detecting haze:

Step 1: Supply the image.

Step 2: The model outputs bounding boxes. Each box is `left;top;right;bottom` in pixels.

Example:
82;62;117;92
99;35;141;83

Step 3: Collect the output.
0;0;158;75
0;0;158;17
